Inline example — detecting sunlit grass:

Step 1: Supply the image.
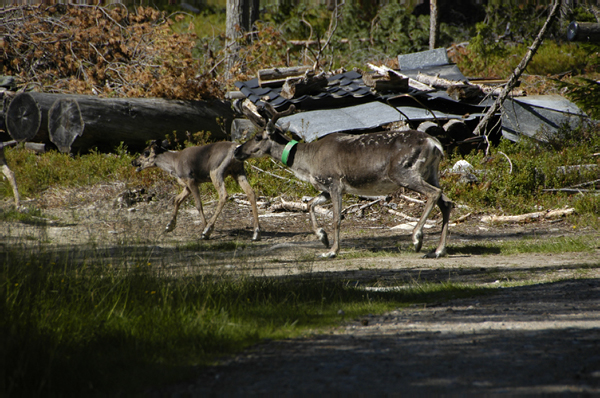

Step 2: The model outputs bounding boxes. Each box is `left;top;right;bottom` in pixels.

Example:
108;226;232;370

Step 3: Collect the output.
449;235;598;257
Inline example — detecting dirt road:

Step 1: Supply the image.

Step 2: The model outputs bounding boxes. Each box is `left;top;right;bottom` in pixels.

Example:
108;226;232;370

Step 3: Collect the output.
2;182;600;396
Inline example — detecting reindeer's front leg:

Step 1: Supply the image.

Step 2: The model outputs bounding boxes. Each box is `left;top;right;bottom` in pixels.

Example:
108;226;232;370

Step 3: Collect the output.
237;174;261;241
307;192;330;248
322;188;342;258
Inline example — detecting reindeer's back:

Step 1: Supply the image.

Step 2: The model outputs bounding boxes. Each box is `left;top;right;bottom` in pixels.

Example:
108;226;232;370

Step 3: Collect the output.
178;142;243;182
314;130;442;165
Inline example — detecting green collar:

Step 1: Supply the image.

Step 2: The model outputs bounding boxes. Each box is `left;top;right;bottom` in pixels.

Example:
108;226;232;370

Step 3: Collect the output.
281;140;298;166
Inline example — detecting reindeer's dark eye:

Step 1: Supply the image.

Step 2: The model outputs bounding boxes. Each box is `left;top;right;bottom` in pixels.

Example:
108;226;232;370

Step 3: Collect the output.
143;150;150;157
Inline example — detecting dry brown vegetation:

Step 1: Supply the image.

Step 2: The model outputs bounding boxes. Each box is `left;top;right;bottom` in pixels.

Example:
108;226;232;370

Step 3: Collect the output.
0;4;222;100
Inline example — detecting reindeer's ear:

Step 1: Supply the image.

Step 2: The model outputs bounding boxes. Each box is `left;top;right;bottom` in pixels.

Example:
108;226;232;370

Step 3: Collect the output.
160;140;171;150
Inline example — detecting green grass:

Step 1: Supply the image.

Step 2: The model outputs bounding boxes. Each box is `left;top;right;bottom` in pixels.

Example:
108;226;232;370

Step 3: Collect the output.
441;122;600;228
449;235;599;257
0;241;488;395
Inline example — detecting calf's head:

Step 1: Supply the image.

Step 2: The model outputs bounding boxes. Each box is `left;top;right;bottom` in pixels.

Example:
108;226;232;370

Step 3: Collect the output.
132;140;167;172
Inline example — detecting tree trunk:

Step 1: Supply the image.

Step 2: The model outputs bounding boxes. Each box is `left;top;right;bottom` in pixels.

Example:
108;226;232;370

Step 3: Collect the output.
472;0;562;141
429;0;439;50
226;0;244;78
7;92;233;153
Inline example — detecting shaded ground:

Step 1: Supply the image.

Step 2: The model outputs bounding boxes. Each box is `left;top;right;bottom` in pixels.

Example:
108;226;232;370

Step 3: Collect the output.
2;182;600;396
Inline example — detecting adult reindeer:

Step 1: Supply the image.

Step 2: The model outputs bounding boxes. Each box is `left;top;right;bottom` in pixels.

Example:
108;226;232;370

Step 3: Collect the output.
132;140;261;241
234;104;452;258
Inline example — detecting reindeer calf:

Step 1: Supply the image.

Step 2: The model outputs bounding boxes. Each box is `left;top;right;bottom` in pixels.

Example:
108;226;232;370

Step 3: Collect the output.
132;140;261;241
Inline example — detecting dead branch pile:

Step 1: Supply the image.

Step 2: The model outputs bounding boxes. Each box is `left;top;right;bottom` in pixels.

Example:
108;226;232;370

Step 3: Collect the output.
0;4;222;100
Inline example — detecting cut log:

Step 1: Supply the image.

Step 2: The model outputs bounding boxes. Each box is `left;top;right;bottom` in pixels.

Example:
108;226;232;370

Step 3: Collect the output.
258;66;313;88
4;92;42;142
446;84;483;101
362;72;408;93
417;121;444;137
8;92;233;153
48;99;84;153
567;21;600;42
280;74;328;99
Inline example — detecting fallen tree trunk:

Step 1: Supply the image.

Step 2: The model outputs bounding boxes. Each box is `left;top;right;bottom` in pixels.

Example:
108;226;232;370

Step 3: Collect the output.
567;21;600;42
5;92;234;153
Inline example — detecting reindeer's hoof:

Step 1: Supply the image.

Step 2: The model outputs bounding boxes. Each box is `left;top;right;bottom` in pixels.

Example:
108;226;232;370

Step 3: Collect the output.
252;228;261;242
413;239;423;253
412;232;423;252
316;228;329;248
201;226;213;240
423;249;447;259
320;251;337;259
165;221;176;233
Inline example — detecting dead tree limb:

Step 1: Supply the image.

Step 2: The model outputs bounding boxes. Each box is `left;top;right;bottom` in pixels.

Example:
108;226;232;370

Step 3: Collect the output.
481;207;575;223
472;0;562;147
271;197;333;218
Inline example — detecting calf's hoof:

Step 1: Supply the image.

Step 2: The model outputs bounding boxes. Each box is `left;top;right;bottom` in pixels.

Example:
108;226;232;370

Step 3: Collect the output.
165;221;176;233
252;228;261;241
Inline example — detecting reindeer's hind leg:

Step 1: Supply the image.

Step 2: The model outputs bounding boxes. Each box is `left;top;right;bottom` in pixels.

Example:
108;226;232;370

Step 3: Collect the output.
236;173;261;241
308;192;331;248
322;187;342;258
201;170;229;240
166;179;196;233
428;193;452;258
183;178;211;239
392;174;444;256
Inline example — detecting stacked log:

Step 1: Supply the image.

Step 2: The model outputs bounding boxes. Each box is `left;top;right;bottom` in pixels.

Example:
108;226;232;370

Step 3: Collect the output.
2;92;234;153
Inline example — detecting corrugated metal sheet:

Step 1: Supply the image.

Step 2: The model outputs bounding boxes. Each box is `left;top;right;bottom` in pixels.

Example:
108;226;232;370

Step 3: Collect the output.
501;95;588;142
278;102;487;142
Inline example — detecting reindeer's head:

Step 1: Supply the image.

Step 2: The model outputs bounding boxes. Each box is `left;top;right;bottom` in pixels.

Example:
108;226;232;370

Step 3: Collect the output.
234;104;295;161
131;140;169;172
